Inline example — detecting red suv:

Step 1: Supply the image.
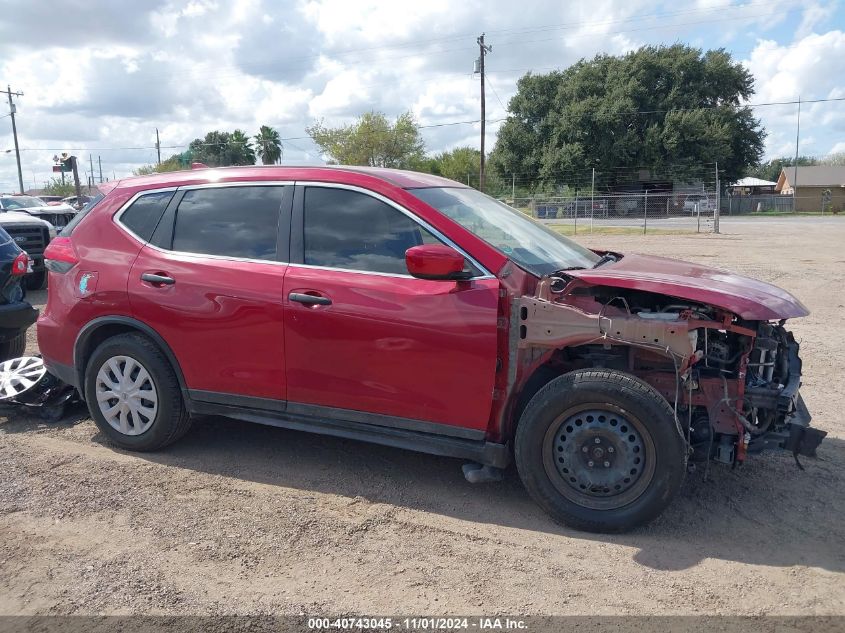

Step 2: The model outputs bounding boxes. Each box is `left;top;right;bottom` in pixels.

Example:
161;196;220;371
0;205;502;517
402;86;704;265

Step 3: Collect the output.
38;166;824;532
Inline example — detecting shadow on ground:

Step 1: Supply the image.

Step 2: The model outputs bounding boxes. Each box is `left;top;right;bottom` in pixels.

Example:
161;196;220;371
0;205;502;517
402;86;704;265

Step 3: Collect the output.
3;405;843;574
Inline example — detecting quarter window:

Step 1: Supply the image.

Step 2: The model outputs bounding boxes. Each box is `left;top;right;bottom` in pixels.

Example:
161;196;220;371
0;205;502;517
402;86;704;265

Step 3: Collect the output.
303;187;443;275
118;191;174;242
171;186;286;260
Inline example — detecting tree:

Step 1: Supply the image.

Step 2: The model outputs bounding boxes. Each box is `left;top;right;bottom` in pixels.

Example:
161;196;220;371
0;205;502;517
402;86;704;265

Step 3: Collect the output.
188;130;255;167
41;177;75;197
491;45;766;188
306;111;425;168
748;156;817;183
228;129;255;166
133;154;184;176
254;125;283;165
429;147;481;183
821;152;845;166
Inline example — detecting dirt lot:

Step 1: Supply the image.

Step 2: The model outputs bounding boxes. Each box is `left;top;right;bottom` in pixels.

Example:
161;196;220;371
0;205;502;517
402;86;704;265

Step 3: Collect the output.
1;216;843;617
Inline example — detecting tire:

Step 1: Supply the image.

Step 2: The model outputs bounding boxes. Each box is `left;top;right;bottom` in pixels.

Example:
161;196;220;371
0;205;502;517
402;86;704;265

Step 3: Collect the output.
26;271;47;291
515;369;687;533
0;332;26;362
84;333;192;451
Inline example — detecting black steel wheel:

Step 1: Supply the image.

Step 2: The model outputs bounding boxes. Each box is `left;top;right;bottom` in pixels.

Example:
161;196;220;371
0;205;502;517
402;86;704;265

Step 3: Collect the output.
515;369;686;532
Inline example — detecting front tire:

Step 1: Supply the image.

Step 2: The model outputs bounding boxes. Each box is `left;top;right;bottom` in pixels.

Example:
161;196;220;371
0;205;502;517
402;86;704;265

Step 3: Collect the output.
84;333;192;451
515;369;686;533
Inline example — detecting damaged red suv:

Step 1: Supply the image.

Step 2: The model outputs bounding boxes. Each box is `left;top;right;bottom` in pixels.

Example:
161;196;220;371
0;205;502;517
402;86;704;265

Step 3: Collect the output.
37;167;824;532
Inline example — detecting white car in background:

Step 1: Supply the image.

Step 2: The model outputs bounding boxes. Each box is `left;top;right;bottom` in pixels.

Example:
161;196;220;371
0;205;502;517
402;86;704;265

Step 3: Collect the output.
683;194;716;213
0;195;77;231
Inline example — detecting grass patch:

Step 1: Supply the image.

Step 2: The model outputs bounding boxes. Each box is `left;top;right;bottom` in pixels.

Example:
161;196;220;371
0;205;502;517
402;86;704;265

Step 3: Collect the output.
548;225;693;236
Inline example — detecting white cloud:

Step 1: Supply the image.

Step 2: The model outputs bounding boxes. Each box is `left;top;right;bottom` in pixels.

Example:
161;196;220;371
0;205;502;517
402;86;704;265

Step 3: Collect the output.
1;0;844;190
743;30;845;157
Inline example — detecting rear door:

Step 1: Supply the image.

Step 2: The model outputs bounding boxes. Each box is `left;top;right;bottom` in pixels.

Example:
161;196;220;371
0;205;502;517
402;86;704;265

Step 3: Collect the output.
282;184;500;434
126;183;292;404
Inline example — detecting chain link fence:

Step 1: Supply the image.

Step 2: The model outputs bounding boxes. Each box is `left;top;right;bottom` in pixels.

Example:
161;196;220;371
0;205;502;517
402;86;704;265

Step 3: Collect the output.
504;189;719;233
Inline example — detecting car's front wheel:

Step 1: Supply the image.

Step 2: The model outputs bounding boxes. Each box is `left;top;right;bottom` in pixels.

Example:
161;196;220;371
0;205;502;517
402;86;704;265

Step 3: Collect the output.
515;369;687;533
84;333;192;451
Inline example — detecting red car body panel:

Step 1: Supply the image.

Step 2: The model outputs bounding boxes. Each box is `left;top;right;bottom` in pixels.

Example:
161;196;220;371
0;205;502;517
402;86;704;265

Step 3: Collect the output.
128;246;288;400
283;265;500;429
567;253;809;321
37;190;140;367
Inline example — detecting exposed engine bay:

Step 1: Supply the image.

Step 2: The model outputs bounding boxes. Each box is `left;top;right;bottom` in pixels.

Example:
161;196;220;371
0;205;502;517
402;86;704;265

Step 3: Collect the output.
516;276;826;468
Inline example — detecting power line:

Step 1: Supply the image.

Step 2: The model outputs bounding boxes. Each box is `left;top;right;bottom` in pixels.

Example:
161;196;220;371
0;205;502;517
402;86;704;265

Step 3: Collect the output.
5;96;842;155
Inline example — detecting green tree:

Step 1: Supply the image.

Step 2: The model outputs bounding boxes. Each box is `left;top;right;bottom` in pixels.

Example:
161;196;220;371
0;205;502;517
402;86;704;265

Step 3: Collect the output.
133;154;184;176
254;125;283;165
491;45;766;188
747;156;818;182
228;129;255;166
189;131;231;167
187;130;255;167
42;177;76;197
306;111;425;168
430;147;481;183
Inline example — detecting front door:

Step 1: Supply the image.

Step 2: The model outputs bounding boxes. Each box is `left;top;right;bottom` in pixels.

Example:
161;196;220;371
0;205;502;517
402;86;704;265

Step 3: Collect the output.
127;184;292;403
282;184;500;433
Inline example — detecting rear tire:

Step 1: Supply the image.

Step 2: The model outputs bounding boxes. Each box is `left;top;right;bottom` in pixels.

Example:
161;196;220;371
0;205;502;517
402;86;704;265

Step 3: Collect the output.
515;369;686;533
26;271;47;291
84;333;192;451
0;332;26;362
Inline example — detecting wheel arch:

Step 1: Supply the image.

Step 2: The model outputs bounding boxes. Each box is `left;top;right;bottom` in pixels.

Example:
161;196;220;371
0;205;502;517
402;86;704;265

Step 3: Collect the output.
74;316;187;400
506;341;677;440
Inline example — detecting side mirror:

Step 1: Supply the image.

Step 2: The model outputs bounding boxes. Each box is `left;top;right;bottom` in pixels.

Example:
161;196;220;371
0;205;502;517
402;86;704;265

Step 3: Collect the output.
405;244;470;280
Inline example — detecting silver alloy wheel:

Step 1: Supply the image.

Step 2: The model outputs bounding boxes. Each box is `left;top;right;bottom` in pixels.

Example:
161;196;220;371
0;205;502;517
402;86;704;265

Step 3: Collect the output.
94;355;158;436
0;356;47;400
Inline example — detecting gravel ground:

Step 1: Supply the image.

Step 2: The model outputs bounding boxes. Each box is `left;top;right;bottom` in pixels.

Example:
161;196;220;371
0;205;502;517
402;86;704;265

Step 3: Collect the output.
0;216;843;617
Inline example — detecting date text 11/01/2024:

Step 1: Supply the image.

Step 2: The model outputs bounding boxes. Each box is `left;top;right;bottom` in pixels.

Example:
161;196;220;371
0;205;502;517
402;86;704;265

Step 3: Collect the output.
307;617;528;630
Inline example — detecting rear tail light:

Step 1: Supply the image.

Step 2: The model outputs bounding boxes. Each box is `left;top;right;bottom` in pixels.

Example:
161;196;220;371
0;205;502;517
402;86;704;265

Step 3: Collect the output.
11;252;29;276
44;236;79;274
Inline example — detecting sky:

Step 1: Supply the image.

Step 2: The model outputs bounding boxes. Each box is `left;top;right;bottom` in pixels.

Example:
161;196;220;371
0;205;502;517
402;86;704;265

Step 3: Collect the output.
0;0;843;192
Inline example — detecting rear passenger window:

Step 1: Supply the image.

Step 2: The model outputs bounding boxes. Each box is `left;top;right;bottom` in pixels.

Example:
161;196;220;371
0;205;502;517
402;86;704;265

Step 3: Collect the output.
171;186;286;260
118;191;174;242
303;187;439;275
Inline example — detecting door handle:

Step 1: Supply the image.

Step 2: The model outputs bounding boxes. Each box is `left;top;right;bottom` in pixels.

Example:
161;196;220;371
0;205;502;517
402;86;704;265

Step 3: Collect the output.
289;292;332;306
141;272;175;286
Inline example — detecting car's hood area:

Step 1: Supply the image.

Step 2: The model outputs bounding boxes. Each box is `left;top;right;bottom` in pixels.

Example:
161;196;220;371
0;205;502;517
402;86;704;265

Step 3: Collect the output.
0;211;52;226
566;253;809;320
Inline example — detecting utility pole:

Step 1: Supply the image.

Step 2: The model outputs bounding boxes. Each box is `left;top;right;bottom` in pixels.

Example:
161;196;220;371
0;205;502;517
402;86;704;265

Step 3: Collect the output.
3;86;25;194
590;168;595;233
155;127;161;165
475;33;492;192
98;156;103;183
714;161;720;234
793;96;801;210
70;156;82;207
512;173;515;201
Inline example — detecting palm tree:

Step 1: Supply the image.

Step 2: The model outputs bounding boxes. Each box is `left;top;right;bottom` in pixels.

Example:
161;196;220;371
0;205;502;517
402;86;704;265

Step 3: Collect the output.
254;125;283;165
228;129;256;166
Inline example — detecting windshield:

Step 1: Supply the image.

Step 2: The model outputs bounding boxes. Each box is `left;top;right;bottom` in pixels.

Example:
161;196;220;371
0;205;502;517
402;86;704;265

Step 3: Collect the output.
410;187;600;276
1;196;43;210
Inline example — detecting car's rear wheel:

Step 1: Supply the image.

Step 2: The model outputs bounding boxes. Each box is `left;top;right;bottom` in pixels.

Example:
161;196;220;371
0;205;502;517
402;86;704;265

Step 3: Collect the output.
0;332;26;362
26;271;47;291
84;333;191;451
515;369;687;533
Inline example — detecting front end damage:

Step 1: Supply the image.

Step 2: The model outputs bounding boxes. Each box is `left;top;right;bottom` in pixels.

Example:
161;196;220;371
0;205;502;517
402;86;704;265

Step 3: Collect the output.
514;275;825;469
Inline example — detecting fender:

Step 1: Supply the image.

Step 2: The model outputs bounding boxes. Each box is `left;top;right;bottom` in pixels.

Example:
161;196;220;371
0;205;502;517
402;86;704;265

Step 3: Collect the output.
73;315;188;400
